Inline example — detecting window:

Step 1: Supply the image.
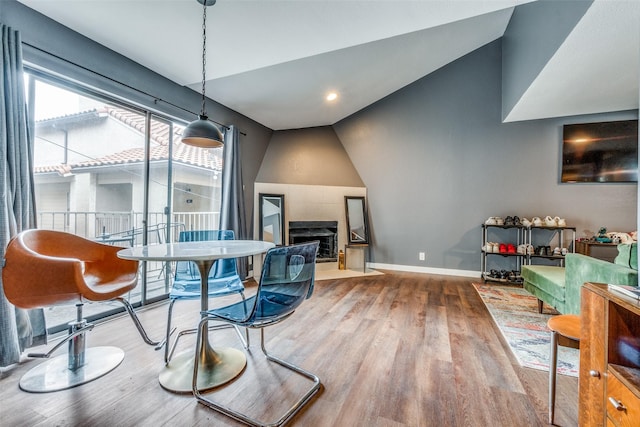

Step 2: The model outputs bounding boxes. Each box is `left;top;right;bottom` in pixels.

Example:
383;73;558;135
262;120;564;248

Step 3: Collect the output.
27;72;224;331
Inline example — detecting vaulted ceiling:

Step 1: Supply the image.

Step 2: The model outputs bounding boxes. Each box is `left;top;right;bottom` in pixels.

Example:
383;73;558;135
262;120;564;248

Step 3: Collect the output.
17;0;640;130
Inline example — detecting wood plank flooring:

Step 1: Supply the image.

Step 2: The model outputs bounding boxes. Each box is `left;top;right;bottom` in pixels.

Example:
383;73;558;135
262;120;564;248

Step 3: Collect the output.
0;271;578;426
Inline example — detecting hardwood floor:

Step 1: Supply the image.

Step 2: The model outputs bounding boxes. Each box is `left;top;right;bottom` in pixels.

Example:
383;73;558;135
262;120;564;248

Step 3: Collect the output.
0;271;578;426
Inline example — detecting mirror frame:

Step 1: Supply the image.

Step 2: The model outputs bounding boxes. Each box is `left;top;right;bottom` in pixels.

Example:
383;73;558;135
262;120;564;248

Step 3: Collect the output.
258;193;285;246
345;196;369;245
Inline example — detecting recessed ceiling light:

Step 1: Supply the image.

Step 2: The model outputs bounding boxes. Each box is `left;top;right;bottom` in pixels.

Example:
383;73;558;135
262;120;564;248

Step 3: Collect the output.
326;92;338;101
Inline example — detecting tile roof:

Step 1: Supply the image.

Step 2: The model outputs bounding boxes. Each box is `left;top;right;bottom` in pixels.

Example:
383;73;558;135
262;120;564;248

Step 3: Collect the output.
34;106;223;174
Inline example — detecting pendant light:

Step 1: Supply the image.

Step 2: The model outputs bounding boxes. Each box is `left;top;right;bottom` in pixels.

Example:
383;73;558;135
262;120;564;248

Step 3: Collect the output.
182;0;224;148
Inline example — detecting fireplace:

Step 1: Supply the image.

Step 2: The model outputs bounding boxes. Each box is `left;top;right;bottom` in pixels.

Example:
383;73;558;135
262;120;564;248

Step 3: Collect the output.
288;221;338;262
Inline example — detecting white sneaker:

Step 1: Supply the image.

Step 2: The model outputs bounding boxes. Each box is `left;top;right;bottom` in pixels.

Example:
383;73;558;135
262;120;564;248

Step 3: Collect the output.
521;217;532;227
544;216;557;227
561;248;568;256
517;244;526;255
555;217;566;227
526;244;535;255
485;217;497;225
495;217;504;225
492;242;500;253
532;217;542;227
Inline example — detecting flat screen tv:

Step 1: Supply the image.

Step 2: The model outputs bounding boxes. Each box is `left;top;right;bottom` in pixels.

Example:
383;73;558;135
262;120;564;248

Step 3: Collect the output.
561;119;638;183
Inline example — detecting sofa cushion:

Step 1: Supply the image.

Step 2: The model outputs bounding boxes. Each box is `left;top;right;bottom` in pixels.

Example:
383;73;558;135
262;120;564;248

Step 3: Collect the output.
521;265;566;302
614;243;638;270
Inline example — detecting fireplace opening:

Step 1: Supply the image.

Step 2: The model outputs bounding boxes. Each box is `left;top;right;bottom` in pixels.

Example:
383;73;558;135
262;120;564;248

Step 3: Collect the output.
288;221;338;262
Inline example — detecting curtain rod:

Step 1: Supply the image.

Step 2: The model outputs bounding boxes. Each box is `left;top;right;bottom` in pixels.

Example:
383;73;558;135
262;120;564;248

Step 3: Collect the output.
22;42;247;136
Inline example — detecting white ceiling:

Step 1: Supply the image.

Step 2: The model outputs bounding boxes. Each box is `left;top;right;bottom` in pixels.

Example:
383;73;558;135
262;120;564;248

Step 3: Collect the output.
17;0;640;130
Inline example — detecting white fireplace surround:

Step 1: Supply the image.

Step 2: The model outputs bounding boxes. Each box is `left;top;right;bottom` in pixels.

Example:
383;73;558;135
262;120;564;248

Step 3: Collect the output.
253;183;366;274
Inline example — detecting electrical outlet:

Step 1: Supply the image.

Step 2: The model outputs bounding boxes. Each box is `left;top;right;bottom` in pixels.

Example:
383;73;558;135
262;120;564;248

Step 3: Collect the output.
419;252;425;261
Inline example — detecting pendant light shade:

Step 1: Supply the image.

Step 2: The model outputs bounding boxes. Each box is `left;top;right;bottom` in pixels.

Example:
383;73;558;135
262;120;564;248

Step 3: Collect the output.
182;0;224;148
182;115;224;148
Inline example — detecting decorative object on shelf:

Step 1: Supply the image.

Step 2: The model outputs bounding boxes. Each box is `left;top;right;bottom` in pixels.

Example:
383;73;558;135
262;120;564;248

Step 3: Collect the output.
595;227;612;243
182;0;224;148
338;249;345;270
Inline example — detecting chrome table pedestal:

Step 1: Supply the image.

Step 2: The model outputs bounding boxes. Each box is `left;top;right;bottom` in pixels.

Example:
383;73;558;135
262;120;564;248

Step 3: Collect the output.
159;259;246;393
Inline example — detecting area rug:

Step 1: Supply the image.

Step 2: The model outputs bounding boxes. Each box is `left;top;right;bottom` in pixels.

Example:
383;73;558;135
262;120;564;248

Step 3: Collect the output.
473;283;579;377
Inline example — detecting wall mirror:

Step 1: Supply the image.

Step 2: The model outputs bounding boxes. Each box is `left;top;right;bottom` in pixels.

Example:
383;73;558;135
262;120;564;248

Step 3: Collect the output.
345;196;369;245
259;193;285;245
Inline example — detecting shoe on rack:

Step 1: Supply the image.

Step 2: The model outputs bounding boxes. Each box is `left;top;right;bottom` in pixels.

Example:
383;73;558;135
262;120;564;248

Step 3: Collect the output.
485;217;497;225
517;244;526;255
544;215;557;227
526;244;535;255
507;243;516;253
561;247;568;256
521;217;531;227
511;270;523;283
555;216;567;227
499;243;507;253
513;216;521;226
532;217;542;227
552;247;561;256
504;216;514;226
545;245;552;256
495;217;504;226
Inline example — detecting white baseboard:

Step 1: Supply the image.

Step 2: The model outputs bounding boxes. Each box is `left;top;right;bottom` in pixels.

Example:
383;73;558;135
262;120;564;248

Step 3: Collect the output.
368;262;481;279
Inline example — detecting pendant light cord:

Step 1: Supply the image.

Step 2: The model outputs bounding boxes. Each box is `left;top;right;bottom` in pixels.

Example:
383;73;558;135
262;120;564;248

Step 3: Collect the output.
22;1;248;136
200;2;208;117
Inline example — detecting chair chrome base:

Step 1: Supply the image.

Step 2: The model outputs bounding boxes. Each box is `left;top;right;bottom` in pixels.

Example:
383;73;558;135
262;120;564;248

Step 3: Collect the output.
193;328;321;427
159;346;246;393
19;346;124;393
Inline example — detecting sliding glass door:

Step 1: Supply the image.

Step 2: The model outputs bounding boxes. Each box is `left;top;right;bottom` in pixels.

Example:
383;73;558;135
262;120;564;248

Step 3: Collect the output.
27;72;223;330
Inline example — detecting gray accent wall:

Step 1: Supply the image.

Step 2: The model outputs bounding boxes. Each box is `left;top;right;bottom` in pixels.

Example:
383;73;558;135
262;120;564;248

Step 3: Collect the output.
256;127;363;187
333;39;638;273
501;0;593;121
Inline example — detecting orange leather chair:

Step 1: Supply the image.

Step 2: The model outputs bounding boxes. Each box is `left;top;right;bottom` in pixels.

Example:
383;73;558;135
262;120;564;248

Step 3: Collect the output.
2;229;159;392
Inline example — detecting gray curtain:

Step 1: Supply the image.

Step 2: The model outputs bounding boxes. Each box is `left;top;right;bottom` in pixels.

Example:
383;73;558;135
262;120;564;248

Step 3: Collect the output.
0;23;46;367
219;125;249;279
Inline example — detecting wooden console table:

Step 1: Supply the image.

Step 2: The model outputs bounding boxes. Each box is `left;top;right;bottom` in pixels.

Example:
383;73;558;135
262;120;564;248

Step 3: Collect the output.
575;240;619;263
579;282;640;426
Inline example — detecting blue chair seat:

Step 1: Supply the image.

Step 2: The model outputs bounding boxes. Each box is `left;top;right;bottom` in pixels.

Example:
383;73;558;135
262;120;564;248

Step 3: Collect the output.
169;276;244;299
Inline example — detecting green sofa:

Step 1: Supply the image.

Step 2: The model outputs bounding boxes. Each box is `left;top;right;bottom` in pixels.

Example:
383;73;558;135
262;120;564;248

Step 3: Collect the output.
521;243;638;315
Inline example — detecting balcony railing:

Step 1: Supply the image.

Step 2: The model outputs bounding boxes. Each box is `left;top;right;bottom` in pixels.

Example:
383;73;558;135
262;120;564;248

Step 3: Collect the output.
37;210;221;242
37;210;222;331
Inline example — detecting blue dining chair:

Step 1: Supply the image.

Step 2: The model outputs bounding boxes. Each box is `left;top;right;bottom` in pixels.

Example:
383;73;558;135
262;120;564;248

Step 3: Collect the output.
192;241;321;427
164;230;246;363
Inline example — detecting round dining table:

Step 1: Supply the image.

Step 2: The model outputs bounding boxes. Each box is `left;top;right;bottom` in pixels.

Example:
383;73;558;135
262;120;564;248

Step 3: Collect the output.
117;239;275;393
